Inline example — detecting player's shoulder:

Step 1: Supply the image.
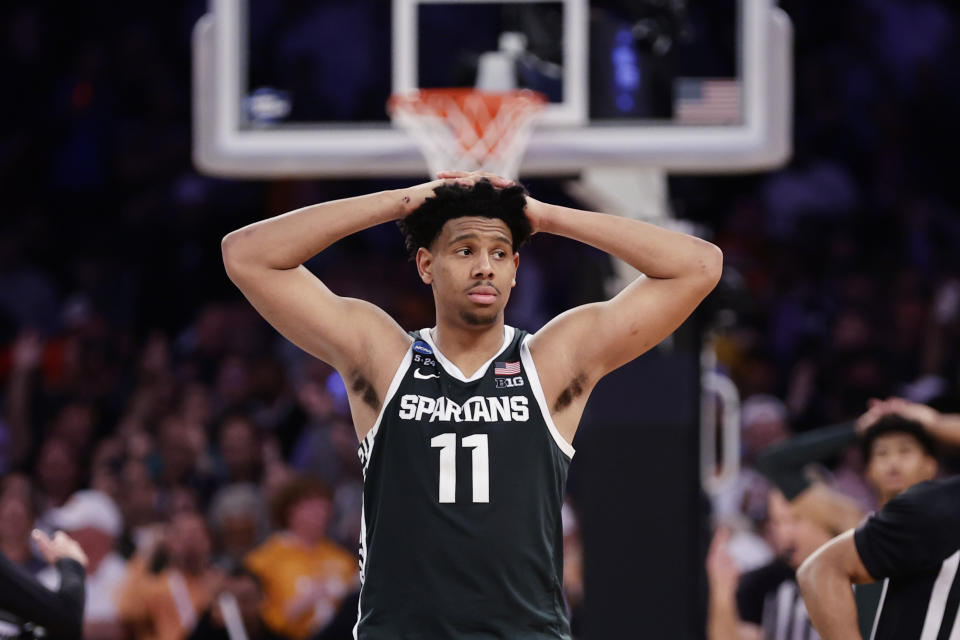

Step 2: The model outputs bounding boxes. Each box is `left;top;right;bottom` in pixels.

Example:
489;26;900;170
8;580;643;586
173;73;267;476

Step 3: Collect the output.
886;475;960;522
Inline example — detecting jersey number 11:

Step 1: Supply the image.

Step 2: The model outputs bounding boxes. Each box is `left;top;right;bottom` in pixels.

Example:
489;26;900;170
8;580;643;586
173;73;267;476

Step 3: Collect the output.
430;433;489;503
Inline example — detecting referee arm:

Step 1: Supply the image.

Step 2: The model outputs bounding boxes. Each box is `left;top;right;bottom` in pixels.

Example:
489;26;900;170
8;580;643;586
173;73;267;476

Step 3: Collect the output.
797;530;873;640
0;531;88;639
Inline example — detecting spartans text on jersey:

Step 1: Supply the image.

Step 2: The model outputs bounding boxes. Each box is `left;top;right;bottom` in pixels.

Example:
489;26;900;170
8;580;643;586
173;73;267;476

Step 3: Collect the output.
397;394;529;422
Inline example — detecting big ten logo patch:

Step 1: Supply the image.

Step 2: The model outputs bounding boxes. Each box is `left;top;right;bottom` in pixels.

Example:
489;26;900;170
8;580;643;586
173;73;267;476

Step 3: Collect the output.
414;354;437;367
494;376;525;389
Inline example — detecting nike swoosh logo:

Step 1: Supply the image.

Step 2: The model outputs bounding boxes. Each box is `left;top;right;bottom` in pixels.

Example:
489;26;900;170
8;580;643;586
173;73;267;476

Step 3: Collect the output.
413;368;440;380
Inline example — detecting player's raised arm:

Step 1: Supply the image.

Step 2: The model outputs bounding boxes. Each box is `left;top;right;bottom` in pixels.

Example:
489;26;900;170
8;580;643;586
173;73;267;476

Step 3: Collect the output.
521;192;723;440
221;182;443;437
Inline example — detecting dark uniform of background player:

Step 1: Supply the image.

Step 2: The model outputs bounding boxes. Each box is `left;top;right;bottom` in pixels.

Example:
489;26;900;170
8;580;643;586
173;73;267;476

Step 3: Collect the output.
0;529;87;639
222;170;722;637
799;475;960;639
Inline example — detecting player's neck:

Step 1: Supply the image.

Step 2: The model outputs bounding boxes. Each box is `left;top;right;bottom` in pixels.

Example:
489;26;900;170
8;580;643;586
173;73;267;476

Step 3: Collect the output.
431;320;506;377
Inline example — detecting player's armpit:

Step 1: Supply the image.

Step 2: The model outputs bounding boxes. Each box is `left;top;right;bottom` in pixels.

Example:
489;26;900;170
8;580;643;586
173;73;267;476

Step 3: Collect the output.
222;257;410;436
528;267;717;420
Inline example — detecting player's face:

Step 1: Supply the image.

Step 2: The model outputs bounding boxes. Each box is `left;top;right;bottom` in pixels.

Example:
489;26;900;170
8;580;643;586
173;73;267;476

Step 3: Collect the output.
418;217;519;327
866;433;937;501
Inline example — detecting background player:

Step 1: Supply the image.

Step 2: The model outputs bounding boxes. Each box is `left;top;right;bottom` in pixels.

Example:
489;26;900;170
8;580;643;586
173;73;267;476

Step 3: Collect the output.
798;474;960;639
707;404;946;640
222;170;722;636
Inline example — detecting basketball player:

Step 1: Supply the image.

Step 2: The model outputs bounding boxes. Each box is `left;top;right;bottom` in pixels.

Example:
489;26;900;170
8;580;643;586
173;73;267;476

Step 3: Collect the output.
798;475;960;639
709;411;943;640
221;170;723;637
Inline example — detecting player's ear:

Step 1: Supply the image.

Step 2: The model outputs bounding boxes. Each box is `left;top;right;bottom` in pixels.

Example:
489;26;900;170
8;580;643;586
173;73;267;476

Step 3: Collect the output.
512;251;519;287
416;247;434;284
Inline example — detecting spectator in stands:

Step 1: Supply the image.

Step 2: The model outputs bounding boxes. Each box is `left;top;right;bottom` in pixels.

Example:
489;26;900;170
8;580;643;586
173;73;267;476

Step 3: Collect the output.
33;437;82;527
208;483;269;568
711;395;790;572
117;459;162;554
187;565;285;640
0;475;44;575
152;415;214;507
215;413;265;486
707;489;831;640
245;477;356;639
40;490;128;640
120;509;223;640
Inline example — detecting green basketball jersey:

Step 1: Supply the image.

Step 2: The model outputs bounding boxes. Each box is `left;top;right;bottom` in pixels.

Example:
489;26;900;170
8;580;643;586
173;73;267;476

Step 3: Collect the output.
354;326;574;639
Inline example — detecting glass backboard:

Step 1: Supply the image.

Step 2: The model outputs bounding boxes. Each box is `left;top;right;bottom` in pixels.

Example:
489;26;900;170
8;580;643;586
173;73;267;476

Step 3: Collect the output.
193;0;792;177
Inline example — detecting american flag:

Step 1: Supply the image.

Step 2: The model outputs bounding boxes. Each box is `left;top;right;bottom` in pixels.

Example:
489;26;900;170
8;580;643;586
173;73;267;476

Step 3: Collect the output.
494;361;521;376
674;78;741;125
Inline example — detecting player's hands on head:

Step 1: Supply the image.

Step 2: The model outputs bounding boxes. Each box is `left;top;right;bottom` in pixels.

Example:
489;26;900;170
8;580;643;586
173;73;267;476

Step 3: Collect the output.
436;170;514;189
32;529;89;568
399;170;510;218
855;396;940;436
436;170;547;235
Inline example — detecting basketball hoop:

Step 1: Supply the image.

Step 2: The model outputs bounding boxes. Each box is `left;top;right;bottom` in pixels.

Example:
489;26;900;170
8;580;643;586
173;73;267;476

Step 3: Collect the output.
388;88;547;180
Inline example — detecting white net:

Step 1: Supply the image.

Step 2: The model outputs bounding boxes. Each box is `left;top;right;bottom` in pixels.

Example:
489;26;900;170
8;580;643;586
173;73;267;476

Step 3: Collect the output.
389;89;546;180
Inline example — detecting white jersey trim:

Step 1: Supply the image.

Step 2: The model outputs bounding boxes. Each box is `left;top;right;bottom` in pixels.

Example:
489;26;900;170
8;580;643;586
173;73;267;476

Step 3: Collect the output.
358;347;413;471
920;550;960;640
520;335;575;460
354;346;412;640
419;326;515;383
868;578;888;640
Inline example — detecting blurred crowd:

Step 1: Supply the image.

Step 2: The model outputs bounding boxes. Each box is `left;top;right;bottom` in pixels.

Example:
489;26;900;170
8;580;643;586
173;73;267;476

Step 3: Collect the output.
694;2;960;637
1;0;960;639
699;0;960;561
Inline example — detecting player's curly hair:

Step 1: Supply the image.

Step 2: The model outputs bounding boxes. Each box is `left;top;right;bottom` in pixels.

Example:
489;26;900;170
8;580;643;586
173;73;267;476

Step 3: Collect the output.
397;179;532;258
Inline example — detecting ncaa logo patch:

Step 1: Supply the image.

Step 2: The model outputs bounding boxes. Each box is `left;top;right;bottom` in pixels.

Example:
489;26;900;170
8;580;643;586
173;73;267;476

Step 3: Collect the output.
412;341;433;356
